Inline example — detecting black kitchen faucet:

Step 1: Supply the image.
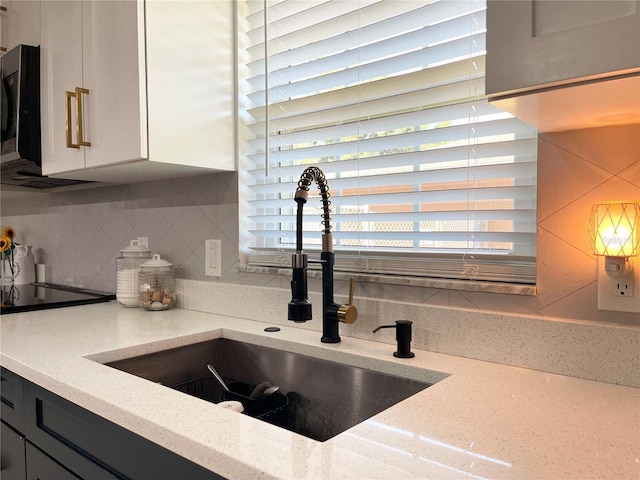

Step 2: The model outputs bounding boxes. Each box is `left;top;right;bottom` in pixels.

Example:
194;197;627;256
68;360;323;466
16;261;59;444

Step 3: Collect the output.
287;166;357;343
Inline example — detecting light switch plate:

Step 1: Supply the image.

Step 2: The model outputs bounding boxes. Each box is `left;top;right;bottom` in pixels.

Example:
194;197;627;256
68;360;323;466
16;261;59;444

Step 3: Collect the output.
205;239;222;277
597;257;640;313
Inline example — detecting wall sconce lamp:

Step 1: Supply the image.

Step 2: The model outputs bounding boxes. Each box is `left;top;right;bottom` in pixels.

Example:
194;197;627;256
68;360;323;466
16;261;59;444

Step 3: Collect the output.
588;201;640;312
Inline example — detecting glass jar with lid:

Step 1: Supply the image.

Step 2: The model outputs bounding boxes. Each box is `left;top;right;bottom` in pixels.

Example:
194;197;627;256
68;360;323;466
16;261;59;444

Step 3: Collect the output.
116;239;152;307
138;254;176;311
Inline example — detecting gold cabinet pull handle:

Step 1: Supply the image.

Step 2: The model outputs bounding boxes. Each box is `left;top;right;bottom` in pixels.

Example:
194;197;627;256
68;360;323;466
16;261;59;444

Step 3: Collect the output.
65;90;79;149
75;87;91;147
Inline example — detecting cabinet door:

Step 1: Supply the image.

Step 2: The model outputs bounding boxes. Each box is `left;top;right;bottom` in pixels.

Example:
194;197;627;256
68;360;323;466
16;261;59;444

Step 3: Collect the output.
41;0;146;176
40;0;85;175
24;381;222;480
4;0;41;50
25;443;80;480
145;0;234;170
486;0;640;96
1;422;27;480
82;0;146;168
1;367;25;433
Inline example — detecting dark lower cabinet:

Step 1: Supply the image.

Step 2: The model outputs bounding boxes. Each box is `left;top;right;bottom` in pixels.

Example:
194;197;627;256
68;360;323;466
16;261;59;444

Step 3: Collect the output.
1;367;27;480
1;421;27;480
1;368;25;432
1;368;224;480
25;442;80;480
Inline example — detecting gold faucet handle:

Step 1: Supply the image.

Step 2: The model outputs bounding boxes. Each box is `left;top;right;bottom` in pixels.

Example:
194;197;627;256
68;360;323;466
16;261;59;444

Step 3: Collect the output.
338;277;357;324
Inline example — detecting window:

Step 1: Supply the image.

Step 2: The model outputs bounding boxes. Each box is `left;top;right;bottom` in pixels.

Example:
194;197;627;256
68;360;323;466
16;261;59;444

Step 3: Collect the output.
239;0;538;284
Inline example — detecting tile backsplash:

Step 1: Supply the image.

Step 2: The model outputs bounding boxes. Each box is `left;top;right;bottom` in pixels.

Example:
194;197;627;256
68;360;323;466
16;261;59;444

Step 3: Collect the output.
1;123;639;327
1;173;239;289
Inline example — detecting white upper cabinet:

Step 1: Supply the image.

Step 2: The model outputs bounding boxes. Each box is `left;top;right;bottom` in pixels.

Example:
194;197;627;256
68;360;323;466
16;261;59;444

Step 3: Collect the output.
40;0;235;183
41;1;145;175
1;0;41;50
486;0;640;132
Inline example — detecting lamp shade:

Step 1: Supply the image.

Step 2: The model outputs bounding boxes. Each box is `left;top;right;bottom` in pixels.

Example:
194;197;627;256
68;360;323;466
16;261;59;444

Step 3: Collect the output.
588;202;640;257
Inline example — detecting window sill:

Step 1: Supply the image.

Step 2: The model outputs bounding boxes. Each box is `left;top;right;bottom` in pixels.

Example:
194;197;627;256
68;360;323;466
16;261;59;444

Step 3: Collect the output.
239;265;537;296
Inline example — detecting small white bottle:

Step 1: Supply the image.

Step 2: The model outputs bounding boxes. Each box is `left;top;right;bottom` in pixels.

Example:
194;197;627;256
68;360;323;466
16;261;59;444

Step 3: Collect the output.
14;245;36;285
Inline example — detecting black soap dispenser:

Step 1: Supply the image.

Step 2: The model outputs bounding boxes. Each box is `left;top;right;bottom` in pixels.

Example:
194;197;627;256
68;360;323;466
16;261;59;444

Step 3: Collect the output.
372;320;415;358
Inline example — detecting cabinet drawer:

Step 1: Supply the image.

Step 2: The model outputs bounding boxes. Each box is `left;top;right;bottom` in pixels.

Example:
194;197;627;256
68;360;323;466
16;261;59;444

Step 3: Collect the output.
1;367;25;432
26;442;80;480
24;381;223;479
24;382;119;479
1;421;26;480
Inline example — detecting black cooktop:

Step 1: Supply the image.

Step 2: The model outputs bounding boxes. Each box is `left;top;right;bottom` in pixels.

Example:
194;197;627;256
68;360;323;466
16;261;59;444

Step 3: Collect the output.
0;283;116;314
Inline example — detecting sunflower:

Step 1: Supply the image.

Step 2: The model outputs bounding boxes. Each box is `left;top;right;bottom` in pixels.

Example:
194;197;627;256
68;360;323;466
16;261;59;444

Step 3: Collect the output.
1;226;18;279
0;236;11;253
1;226;15;240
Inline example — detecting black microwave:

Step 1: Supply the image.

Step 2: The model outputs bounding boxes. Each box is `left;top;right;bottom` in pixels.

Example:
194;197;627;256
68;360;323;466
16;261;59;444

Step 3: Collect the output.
1;44;41;167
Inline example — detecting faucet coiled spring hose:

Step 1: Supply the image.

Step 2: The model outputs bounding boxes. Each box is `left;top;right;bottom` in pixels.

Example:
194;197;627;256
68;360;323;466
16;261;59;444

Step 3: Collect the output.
295;166;333;252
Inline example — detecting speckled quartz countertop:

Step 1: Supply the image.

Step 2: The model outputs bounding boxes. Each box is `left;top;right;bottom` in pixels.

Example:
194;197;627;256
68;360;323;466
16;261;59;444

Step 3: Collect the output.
1;302;638;479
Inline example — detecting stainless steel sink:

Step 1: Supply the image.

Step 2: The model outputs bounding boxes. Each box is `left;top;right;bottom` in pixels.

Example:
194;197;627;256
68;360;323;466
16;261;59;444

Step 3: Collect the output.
106;338;434;442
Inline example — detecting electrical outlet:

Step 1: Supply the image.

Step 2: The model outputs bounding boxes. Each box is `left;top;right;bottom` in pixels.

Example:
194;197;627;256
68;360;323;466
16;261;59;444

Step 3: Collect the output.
597;257;640;312
611;271;634;297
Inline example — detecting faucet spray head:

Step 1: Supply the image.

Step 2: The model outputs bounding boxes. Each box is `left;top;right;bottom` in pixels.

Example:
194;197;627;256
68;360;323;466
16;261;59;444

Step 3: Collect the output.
288;298;312;323
288;252;312;322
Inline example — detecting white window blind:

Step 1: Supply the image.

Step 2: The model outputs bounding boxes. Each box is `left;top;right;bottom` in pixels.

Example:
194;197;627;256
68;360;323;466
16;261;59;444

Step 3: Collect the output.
240;0;538;284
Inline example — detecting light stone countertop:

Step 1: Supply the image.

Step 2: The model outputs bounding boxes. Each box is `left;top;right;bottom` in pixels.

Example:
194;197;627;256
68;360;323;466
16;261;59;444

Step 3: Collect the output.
1;302;638;480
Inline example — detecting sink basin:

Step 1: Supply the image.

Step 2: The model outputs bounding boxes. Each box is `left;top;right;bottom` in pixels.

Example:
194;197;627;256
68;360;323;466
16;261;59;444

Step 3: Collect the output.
106;338;436;442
